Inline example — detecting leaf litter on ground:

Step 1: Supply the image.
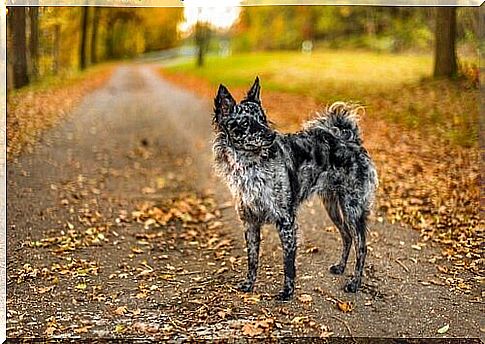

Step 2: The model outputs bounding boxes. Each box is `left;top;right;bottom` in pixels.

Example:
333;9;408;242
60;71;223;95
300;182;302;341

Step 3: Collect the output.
7;65;114;160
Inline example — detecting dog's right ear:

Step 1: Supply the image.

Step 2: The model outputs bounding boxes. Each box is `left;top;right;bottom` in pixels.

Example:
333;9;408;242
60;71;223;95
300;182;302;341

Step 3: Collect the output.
245;76;261;104
214;84;236;119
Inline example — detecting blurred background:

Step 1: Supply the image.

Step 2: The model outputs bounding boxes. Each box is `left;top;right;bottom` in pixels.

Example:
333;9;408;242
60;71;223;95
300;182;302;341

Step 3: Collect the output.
6;6;480;89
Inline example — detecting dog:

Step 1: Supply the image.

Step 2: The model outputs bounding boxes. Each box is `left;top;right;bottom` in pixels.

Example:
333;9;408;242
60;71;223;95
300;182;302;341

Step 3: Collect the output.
212;77;378;300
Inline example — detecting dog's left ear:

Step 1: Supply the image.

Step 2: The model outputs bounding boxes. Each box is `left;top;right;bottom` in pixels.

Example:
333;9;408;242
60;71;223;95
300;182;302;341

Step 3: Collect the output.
215;84;236;119
245;76;261;104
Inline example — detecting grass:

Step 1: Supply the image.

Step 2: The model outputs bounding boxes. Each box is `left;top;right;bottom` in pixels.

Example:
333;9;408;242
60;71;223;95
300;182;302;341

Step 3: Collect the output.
165;50;479;147
166;50;432;99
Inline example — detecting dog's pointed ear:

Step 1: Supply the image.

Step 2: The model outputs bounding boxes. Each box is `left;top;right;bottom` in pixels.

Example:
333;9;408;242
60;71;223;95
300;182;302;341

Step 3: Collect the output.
245;76;261;104
214;84;236;118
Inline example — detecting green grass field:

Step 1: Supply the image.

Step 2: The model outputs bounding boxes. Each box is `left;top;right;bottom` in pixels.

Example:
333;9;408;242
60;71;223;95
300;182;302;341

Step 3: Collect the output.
166;50;432;100
165;50;478;147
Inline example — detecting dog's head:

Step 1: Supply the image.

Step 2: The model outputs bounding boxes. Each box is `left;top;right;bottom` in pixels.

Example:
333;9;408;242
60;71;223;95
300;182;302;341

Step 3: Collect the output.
213;77;276;152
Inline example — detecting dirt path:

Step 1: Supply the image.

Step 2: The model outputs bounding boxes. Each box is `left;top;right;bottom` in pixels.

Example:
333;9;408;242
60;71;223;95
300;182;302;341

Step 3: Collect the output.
7;65;483;340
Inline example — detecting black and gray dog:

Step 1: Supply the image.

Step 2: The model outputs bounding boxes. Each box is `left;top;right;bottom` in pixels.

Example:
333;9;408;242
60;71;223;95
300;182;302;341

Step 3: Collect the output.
212;77;378;300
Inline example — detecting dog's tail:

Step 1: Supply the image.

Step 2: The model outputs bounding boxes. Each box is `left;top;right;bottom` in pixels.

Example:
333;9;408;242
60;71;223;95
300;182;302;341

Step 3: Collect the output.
304;102;363;143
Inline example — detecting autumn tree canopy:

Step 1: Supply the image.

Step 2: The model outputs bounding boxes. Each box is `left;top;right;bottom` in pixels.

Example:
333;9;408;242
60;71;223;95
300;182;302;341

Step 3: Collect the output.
7;7;184;89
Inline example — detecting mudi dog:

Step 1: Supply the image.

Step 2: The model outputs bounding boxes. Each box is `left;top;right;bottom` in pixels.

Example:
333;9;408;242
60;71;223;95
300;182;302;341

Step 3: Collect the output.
212;77;378;300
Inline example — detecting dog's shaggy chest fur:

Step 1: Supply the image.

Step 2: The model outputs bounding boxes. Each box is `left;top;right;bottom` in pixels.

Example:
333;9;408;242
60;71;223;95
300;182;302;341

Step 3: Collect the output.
212;78;378;300
215;140;291;222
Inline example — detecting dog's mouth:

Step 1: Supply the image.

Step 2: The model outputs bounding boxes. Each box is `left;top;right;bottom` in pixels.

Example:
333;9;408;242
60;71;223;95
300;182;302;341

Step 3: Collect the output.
238;139;275;152
220;124;276;152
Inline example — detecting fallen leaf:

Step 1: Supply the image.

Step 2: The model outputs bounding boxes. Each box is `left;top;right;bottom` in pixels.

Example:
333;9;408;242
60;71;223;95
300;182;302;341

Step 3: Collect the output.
156;177;166;189
437;324;449;334
241;324;261;336
136;292;147;299
132;322;148;332
114;306;127;316
131;247;144;254
437;265;449;273
298;294;313;303
44;326;56;336
337;300;353;313
75;283;87;290
115;324;126;333
74;325;92;334
130;308;142;316
320;330;334;338
291;316;309;324
216;267;228;274
38;285;55;294
305;246;319;254
243;294;261;303
142;187;156;194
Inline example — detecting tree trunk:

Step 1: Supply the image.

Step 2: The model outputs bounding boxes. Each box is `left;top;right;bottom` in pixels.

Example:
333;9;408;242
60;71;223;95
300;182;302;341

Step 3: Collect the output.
195;21;210;68
10;7;30;88
197;39;204;67
29;7;39;79
433;7;458;78
79;7;89;70
53;24;61;75
105;19;115;60
91;7;99;64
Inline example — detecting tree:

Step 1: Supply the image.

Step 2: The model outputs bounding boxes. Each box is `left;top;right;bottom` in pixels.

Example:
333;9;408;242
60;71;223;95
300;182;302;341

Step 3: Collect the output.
10;7;30;88
104;9;144;60
52;24;61;75
8;7;184;81
79;7;89;70
195;20;211;67
139;8;183;52
90;7;99;64
29;7;39;79
433;7;458;78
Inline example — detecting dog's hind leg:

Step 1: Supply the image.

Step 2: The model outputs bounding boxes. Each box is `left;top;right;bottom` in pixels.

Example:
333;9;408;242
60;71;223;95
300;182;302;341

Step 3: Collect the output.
239;221;261;293
344;213;368;293
275;217;297;301
324;200;353;276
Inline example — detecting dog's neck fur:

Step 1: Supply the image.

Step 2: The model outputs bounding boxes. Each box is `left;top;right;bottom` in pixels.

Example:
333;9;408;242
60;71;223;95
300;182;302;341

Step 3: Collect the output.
213;130;284;218
213;130;276;168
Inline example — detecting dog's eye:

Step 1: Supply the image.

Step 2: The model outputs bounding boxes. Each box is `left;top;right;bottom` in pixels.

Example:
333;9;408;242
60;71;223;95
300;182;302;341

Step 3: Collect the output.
232;127;245;136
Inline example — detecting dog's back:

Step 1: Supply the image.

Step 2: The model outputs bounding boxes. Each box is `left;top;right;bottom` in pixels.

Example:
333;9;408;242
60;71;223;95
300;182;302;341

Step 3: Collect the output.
278;103;377;210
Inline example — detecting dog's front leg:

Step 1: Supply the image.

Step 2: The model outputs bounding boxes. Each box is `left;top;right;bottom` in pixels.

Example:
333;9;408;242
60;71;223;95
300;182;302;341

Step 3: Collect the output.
239;221;261;293
276;218;297;301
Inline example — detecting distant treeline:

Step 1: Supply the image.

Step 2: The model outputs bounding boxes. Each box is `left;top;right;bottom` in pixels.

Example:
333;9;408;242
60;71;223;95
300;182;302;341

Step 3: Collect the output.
232;7;479;53
7;6;478;90
7;7;183;89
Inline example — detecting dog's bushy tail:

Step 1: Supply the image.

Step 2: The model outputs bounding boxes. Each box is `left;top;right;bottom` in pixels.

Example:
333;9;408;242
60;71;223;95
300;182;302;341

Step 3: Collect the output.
305;102;363;143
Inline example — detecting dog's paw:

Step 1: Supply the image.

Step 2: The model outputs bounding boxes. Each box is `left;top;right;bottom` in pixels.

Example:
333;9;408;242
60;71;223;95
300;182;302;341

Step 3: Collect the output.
237;280;254;293
329;264;345;275
275;289;293;301
344;278;361;293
